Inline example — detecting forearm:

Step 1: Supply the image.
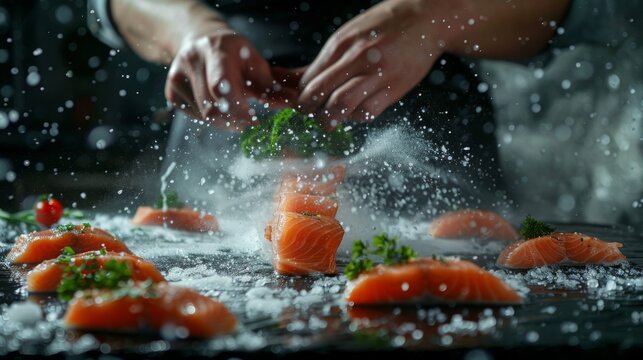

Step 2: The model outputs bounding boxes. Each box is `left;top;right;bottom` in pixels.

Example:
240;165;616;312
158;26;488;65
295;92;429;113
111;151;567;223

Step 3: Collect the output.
110;0;228;64
421;0;571;60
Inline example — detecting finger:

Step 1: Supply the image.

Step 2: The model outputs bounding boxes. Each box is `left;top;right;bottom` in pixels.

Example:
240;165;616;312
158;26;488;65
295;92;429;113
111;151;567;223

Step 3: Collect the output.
298;56;364;113
352;88;396;122
189;64;222;121
272;66;306;90
300;35;352;86
322;75;380;121
265;66;305;109
245;50;275;96
164;68;202;119
169;85;202;119
205;54;252;127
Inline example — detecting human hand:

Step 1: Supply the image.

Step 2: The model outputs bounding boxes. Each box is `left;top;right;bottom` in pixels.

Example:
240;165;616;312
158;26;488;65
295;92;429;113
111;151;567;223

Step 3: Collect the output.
298;0;440;130
165;27;299;130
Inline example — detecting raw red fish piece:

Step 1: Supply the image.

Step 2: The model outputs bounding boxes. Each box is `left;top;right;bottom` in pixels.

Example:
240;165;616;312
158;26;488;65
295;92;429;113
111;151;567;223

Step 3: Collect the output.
429;209;519;241
6;225;132;264
278;177;338;196
277;193;339;218
265;193;339;242
131;206;219;233
271;212;344;275
283;164;346;185
346;258;523;305
27;251;166;293
497;232;626;269
64;282;236;338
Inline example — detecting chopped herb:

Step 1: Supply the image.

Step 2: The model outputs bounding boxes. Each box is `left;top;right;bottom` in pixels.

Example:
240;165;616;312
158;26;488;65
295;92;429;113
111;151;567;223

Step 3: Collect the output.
345;240;374;281
240;108;353;160
106;279;158;301
54;223;76;233
56;246;76;264
57;250;132;301
520;215;555;240
154;191;185;209
345;233;417;281
82;222;91;229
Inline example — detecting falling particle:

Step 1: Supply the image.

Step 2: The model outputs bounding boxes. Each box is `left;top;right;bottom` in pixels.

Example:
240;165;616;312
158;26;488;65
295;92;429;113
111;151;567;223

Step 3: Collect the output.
366;48;381;63
218;79;231;95
561;79;571;89
239;47;250;59
26;71;41;86
33;48;43;56
607;74;620;90
80;192;86;199
218;98;229;113
6;170;16;182
119;89;127;97
117;189;123;195
526;331;540;343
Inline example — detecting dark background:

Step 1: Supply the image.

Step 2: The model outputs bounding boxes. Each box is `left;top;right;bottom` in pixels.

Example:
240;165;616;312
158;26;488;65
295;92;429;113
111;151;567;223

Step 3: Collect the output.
0;0;170;213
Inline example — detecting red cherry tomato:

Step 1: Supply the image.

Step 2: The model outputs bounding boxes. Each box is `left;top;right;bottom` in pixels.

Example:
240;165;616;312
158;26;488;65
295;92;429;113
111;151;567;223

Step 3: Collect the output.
34;197;64;227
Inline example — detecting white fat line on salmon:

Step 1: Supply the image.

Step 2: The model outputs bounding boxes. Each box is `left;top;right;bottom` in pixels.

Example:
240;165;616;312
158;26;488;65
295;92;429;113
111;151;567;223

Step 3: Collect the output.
159;162;177;211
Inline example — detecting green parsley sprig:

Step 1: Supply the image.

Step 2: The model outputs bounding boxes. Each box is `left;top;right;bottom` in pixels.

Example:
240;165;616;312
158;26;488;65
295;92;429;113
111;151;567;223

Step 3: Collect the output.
345;233;417;281
56;247;132;301
53;222;91;233
520;215;555;240
240;107;353;160
154;191;185;209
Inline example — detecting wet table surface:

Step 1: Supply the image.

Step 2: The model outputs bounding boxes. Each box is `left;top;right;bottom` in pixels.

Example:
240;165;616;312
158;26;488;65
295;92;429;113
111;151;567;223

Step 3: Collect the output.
1;218;642;359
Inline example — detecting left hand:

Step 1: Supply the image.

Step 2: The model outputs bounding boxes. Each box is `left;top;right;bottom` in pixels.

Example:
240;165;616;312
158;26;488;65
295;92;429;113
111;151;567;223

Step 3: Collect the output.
298;0;441;130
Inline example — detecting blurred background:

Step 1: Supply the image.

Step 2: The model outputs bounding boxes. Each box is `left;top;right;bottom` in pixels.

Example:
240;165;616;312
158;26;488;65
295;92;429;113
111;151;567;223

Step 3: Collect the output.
0;0;168;212
0;1;641;231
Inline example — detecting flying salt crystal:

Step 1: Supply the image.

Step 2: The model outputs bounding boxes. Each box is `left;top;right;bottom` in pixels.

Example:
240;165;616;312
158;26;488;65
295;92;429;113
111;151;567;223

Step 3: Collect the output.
32;48;43;56
526;331;540;343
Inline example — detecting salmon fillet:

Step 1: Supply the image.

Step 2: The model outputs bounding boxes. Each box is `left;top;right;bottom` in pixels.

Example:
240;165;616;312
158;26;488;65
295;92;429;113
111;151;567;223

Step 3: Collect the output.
271;212;344;275
64;282;236;338
497;232;626;269
27;251;166;293
429;209;519;241
6;225;132;264
131;207;219;233
346;258;523;305
277;193;339;218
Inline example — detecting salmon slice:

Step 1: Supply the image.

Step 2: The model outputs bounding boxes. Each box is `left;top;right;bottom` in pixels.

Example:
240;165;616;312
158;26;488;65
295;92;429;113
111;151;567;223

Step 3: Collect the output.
429;209;519;241
6;225;132;264
346;258;522;305
278;177;338;197
64;282;236;338
496;236;566;269
277;193;339;218
27;251;166;293
496;232;626;269
131;206;219;233
264;193;339;242
557;232;626;264
271;212;344;275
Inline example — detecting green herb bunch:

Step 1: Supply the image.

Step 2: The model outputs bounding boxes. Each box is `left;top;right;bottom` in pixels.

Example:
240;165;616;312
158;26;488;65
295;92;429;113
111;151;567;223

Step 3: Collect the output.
56;247;133;301
345;233;417;281
240;108;353;160
520;215;555;240
154;191;185;209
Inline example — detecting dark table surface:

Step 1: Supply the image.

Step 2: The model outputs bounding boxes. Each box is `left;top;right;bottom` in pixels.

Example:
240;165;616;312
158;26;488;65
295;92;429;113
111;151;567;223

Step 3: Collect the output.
1;218;642;359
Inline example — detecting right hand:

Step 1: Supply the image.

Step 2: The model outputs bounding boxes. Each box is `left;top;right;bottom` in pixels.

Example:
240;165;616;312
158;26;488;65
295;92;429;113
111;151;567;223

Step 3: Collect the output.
165;28;298;130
